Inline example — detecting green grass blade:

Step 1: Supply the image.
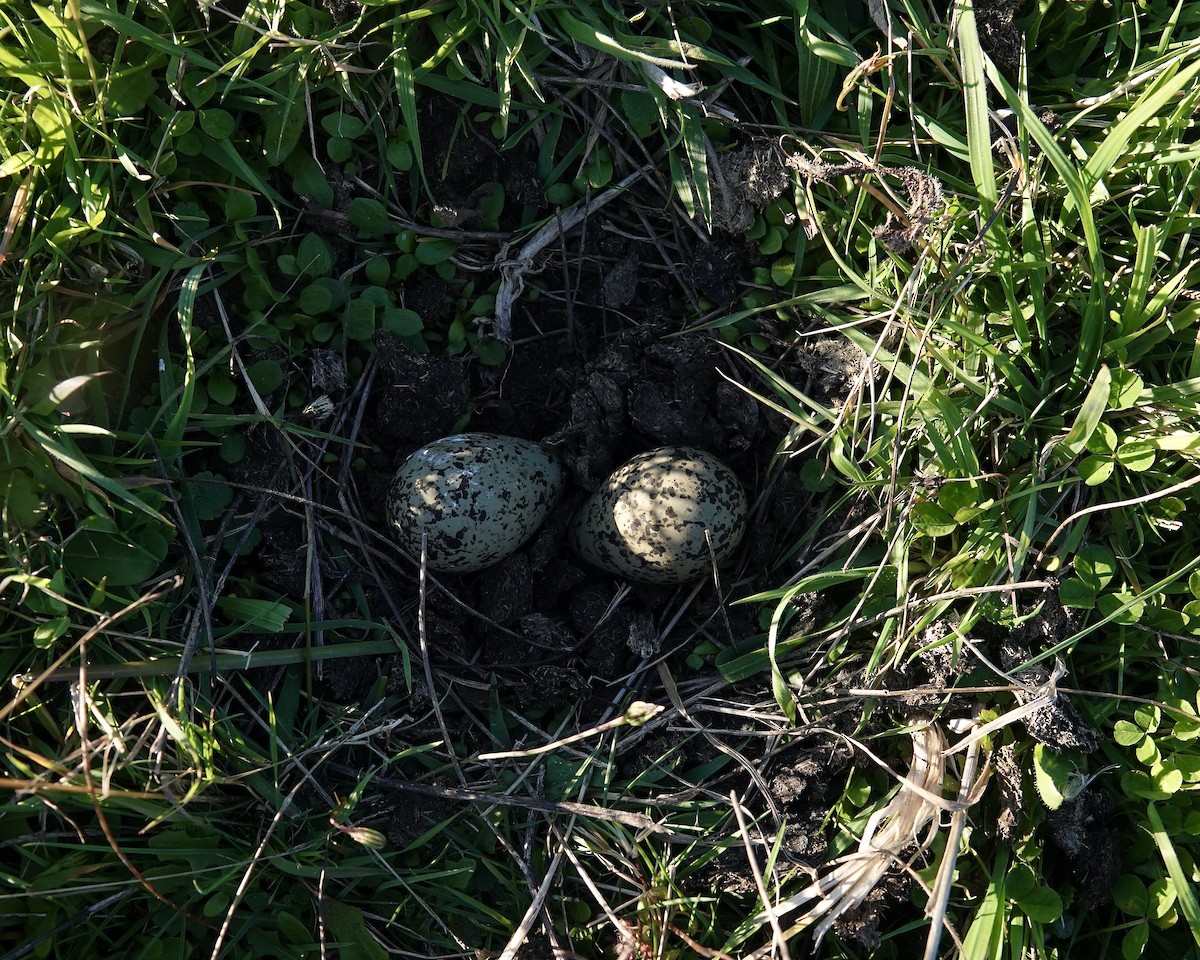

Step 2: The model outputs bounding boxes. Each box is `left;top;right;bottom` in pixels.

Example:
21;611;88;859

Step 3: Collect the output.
159;261;204;467
953;0;997;206
983;60;1100;270
1148;802;1200;944
983;60;1107;381
392;27;426;194
682;108;712;228
1080;51;1200;204
1060;364;1111;456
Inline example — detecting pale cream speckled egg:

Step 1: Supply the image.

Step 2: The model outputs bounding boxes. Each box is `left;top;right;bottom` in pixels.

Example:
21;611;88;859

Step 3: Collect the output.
388;433;564;573
570;446;747;584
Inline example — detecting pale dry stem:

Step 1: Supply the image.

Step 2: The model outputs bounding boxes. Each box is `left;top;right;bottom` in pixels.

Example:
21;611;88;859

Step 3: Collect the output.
753;724;961;952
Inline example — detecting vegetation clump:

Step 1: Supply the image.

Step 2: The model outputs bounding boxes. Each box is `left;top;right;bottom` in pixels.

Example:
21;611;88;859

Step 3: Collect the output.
3;0;1200;958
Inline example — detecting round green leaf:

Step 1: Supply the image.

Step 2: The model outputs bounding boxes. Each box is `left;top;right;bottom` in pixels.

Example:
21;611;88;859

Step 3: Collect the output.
1085;421;1118;454
1075;544;1117;592
1113;874;1148;915
415;238;457;265
33;616;70;649
545;181;573;205
1122;920;1149;959
365;256;391;286
1115;719;1146;746
1135;736;1160;766
199;108;235;139
321;114;366;139
169;111;196;137
276;912;314;946
1;467;48;528
189;471;234;521
298;282;334;315
1174;717;1200;742
219;434;244;465
220;432;246;465
586;149;613;188
1117;439;1156;471
1148;877;1176;919
1097;590;1145;624
327;137;352;163
1123;916;1152;955
298;233;333;277
361;285;391;307
386;139;412;171
1135;703;1162;732
619;89;658;138
1033;742;1074;810
1152;765;1183;794
207;374;237;406
474;337;507;366
1122;769;1169;800
1016;886;1063;924
345;299;376;340
1005;862;1037;901
910;502;957;538
759;225;786;255
203;891;230;919
480;183;505;228
175;129;203;156
65;526;169;586
224;190;257;221
247;359;284;395
1058;578;1096;609
381;307;422;337
1110;368;1145;410
1078;454;1115;486
348;197;389;236
938;480;988;518
771;257;795;287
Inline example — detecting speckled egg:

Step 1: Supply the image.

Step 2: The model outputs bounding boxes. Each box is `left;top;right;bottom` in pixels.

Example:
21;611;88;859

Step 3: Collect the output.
388;433;564;573
569;447;747;584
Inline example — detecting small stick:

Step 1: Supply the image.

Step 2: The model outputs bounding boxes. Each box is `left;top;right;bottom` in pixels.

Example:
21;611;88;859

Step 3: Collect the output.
924;722;988;960
731;790;792;960
476;701;663;761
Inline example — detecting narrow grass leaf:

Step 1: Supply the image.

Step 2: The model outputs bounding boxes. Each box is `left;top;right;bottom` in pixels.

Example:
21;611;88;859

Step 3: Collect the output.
392;30;426;193
264;65;306;166
983;61;1100;271
1080;53;1200;204
681;109;712;227
1147;803;1200;944
794;26;837;125
961;851;1007;960
15;415;167;524
159;262;205;470
216;596;291;633
1119;223;1160;336
953;0;997;205
668;147;695;219
1061;364;1111;456
553;10;694;69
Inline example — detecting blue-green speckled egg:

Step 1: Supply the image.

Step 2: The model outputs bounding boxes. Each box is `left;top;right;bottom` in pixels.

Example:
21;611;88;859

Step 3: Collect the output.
389;433;564;573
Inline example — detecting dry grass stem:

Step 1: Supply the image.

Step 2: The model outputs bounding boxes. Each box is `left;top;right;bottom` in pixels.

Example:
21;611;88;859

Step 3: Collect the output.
754;725;950;948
